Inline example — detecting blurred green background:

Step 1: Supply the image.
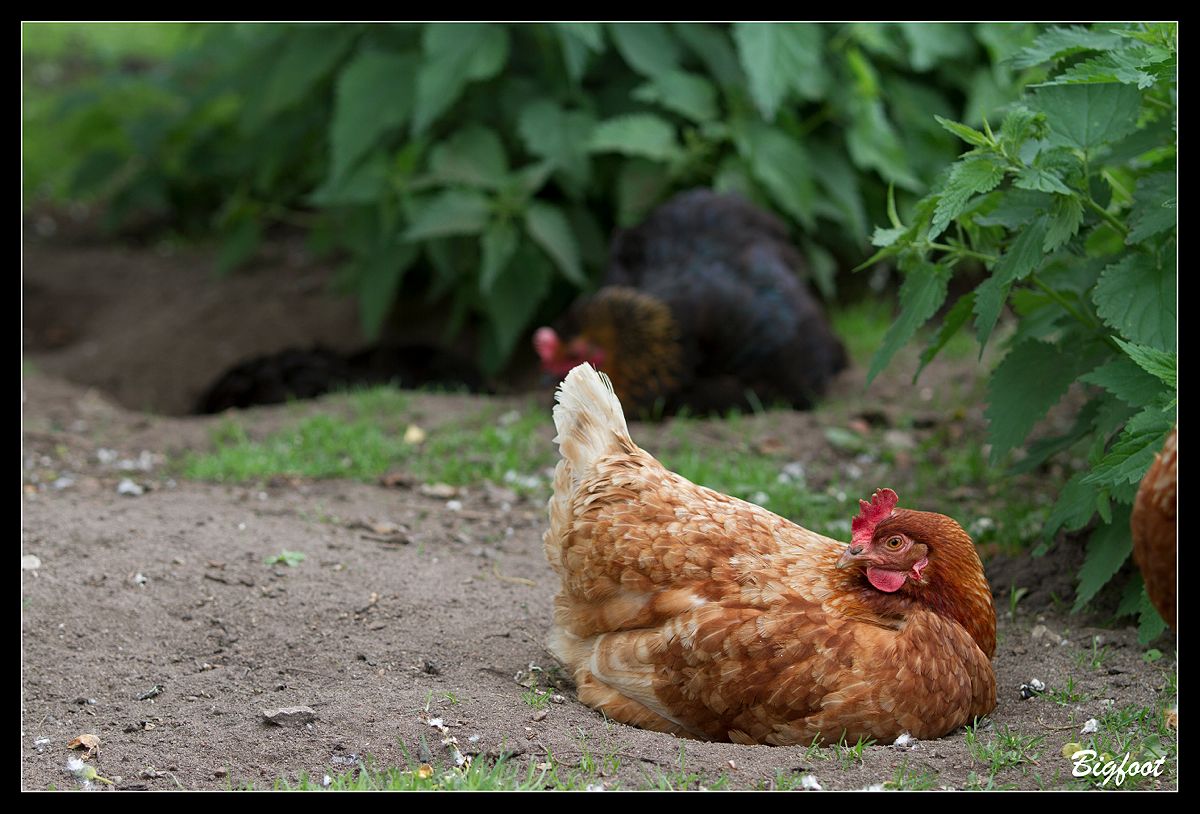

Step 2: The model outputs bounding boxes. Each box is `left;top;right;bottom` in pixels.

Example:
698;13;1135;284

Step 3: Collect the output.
21;22;1040;374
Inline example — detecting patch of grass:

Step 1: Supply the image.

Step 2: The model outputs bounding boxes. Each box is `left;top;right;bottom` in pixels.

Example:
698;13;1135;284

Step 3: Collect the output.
1075;637;1110;672
270;750;547;791
537;735;623;790
885;760;939;790
639;745;729;791
1046;676;1087;706
521;684;552;710
263;550;305;567
1066;702;1176;790
180;386;554;490
831;733;876;769
964;721;1043;785
1007;584;1029;620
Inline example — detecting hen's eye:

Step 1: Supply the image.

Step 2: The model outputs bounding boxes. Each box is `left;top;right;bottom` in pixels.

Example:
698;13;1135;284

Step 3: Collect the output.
885;537;903;550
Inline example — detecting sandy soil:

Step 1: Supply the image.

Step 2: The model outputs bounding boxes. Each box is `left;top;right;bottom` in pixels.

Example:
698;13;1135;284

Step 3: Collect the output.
21;242;1176;791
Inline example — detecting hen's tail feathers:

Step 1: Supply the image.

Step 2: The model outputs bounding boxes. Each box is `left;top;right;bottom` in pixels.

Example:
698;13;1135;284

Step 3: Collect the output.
546;363;632;575
552;363;632;480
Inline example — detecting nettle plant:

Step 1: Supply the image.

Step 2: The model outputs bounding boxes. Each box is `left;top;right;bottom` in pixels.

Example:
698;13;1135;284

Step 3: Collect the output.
46;22;1037;374
862;24;1176;640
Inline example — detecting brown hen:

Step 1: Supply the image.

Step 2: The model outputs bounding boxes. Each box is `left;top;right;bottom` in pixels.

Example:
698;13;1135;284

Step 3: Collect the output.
1132;425;1177;629
544;363;996;745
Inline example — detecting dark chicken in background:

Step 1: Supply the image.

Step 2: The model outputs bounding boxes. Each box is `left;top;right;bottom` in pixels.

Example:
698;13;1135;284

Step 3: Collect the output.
535;189;848;418
197;344;485;413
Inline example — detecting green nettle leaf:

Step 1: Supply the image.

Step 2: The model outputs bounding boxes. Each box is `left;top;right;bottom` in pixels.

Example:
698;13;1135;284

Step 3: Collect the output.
1045;471;1099;540
985;338;1094;463
1014;165;1072;195
427;125;508;189
1080;355;1166;408
516;100;596;191
329;50;417;183
898;22;974;72
1043;194;1084;252
972;215;1050;348
632;70;719;123
733;22;826;120
482;240;552;375
478;219;518;295
553;23;603;84
1072;503;1132;612
524;201;585;286
616;158;673;228
737;121;816;229
1033;83;1141;157
244;25;358;132
403;189;491;241
608;22;681;78
1082;404;1174;488
673;23;743;87
412;23;510;135
916;291;975;380
1137;588;1169;644
998;105;1043;151
809;143;868;244
931;155;1007;238
1093;253;1176;351
217;217;262;277
1113;337;1176;389
1126;171;1177;244
1041;46;1173;89
358;241;419;340
934;115;991;148
973;189;1050;229
588;114;682;163
1010;25;1123;70
866;261;950;384
846;99;923;191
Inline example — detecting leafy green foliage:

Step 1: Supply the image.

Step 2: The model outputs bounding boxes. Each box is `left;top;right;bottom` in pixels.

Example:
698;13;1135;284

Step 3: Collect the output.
863;23;1176;631
27;22;1036;375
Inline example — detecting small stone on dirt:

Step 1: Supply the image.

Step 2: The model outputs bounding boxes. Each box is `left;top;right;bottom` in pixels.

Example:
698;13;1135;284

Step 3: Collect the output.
22;555;42;571
117;478;144;496
419;483;458;499
262;706;316;727
532;710;548;722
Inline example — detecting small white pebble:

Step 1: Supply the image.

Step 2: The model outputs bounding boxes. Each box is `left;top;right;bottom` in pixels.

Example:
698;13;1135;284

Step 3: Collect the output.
1081;718;1099;734
117;478;144;496
800;775;822;790
22;555;42;571
585;783;605;791
237;523;246;531
133;573;148;587
53;476;75;490
862;784;886;791
1029;678;1045;692
322;774;332;787
446;500;463;512
97;448;118;465
893;732;916;748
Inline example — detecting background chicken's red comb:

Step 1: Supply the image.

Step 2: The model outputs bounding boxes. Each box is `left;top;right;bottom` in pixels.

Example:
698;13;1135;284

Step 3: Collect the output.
851;488;899;546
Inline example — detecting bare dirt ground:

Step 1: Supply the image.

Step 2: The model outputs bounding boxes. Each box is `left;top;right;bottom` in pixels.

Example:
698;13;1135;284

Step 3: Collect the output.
21;241;1177;791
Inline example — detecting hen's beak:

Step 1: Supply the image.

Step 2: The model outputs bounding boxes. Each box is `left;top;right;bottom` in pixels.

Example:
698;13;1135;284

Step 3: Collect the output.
836;545;866;570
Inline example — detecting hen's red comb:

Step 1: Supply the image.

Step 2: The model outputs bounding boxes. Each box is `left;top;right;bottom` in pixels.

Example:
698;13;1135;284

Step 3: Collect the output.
851;488;899;547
